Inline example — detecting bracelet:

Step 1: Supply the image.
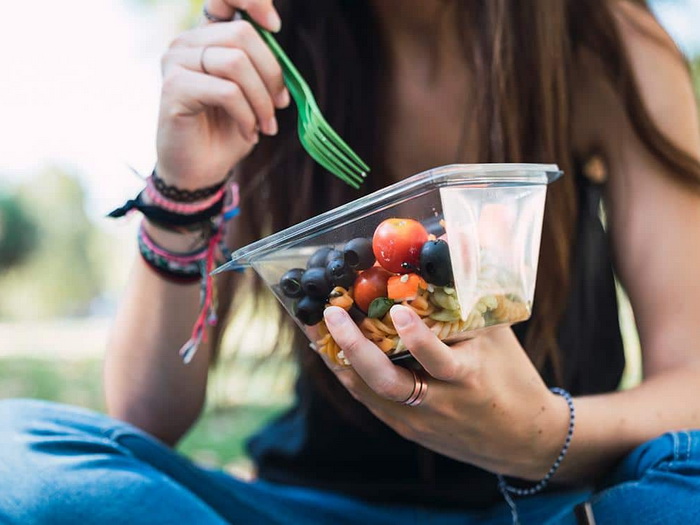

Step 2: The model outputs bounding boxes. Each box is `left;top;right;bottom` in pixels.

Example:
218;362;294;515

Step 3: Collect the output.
145;176;227;215
152;169;227;203
110;170;241;364
497;387;575;524
108;191;225;227
138;222;207;283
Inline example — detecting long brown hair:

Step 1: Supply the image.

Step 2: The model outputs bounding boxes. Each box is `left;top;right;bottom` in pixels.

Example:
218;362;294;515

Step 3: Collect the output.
215;0;700;391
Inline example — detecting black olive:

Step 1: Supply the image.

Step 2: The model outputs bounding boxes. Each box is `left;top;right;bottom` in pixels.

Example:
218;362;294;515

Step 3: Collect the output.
343;238;375;270
419;239;453;286
325;249;343;264
295;296;325;326
326;257;356;289
279;268;305;298
301;267;333;299
348;304;367;324
307;247;334;268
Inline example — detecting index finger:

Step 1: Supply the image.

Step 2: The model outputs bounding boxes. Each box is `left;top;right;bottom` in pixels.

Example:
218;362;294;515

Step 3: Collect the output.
205;0;281;32
389;305;463;382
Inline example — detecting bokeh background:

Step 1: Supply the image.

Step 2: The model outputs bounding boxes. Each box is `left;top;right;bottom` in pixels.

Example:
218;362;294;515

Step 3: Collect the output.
1;0;699;472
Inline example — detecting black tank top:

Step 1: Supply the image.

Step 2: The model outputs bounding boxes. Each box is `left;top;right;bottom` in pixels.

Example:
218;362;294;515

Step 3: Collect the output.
247;169;625;510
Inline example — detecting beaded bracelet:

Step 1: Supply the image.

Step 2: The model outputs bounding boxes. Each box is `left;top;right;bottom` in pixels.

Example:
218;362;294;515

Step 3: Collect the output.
497;387;575;525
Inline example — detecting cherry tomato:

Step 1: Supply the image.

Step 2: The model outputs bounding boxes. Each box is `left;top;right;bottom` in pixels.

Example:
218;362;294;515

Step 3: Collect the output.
372;218;429;273
352;266;393;313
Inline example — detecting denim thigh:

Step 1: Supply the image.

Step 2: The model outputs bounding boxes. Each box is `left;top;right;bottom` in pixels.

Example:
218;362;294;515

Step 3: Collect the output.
551;431;700;525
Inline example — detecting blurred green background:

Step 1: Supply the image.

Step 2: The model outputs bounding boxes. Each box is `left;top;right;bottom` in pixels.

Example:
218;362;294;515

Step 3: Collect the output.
1;0;699;473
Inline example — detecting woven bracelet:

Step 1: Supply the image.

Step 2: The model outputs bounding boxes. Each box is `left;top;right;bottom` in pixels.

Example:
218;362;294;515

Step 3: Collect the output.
497;387;575;525
137;223;206;283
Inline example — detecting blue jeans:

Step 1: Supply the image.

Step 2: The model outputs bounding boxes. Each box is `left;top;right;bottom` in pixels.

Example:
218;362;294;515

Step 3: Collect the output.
0;399;698;525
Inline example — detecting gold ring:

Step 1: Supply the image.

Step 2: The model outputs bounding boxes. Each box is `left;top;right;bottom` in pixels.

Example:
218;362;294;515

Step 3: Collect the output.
401;370;428;407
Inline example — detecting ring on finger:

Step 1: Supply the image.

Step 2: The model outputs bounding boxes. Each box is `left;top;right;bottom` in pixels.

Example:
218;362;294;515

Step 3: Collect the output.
199;46;212;75
400;370;429;407
203;5;232;23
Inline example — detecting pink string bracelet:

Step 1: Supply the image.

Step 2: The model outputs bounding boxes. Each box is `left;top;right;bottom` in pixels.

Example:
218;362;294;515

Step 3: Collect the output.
145;176;227;215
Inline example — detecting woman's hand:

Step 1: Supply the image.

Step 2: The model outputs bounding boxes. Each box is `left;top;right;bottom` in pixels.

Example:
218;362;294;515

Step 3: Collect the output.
156;0;290;189
323;304;571;480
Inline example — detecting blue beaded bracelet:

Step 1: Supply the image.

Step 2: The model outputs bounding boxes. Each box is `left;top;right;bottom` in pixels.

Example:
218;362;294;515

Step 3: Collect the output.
497;387;575;524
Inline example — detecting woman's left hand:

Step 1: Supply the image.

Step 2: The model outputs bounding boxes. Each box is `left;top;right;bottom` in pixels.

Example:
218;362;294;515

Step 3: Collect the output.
323;304;570;480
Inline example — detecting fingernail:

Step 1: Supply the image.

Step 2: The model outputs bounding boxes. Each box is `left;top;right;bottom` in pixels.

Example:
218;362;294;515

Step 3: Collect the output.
390;305;412;328
266;11;282;32
265;117;278;136
324;306;347;327
275;88;290;108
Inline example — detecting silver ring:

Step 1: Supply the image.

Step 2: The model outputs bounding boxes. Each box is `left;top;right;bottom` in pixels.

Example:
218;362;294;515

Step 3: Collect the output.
401;370;428;407
199;46;211;75
203;6;232;23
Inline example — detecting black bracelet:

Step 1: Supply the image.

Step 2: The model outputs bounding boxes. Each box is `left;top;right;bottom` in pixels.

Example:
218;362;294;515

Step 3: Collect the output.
497;388;575;524
152;170;227;203
107;191;224;227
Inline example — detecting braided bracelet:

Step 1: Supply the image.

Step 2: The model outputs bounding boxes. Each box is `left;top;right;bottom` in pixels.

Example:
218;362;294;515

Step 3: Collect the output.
497;388;575;524
138;222;207;283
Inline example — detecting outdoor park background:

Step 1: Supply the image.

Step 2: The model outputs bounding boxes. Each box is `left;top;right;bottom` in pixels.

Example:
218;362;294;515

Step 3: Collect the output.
1;0;699;472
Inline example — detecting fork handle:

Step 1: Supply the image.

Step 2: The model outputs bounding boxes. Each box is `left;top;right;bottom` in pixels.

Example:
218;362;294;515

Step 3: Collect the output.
241;12;308;91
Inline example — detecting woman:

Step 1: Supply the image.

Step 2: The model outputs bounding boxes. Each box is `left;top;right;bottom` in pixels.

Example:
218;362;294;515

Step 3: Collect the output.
1;0;699;523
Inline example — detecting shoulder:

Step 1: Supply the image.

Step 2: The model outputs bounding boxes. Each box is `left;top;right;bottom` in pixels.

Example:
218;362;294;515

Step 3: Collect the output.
572;0;699;160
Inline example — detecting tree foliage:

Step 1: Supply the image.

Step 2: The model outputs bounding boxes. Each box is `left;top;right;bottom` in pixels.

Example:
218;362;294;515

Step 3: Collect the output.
0;191;38;272
0;168;103;320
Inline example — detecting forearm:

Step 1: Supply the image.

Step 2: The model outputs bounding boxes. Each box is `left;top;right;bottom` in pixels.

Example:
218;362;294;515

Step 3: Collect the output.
104;222;213;445
553;362;700;484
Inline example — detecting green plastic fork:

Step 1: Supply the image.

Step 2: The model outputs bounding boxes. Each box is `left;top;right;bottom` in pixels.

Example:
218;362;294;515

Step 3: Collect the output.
242;13;369;189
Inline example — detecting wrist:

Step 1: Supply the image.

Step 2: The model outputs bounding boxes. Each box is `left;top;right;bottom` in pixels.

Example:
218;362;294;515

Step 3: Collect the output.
154;164;230;192
513;389;573;481
535;390;572;479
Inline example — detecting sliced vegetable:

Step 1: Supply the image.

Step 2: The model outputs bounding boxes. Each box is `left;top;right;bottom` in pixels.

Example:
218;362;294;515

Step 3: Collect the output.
387;273;427;301
429;309;461;322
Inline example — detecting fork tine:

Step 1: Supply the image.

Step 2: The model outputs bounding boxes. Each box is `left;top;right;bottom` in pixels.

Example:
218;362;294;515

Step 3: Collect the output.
244;12;370;186
305;119;365;185
301;125;361;189
300;105;366;183
284;67;368;181
281;72;364;186
305;99;371;173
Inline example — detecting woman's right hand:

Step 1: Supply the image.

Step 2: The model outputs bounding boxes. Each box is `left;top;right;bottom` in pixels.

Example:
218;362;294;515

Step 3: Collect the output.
155;0;289;190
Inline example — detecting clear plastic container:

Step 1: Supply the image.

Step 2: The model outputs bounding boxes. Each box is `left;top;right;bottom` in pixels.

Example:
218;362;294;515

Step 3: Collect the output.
214;164;561;368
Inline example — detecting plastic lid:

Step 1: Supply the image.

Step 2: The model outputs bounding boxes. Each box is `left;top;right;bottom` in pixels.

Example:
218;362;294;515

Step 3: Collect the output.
213;163;561;273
